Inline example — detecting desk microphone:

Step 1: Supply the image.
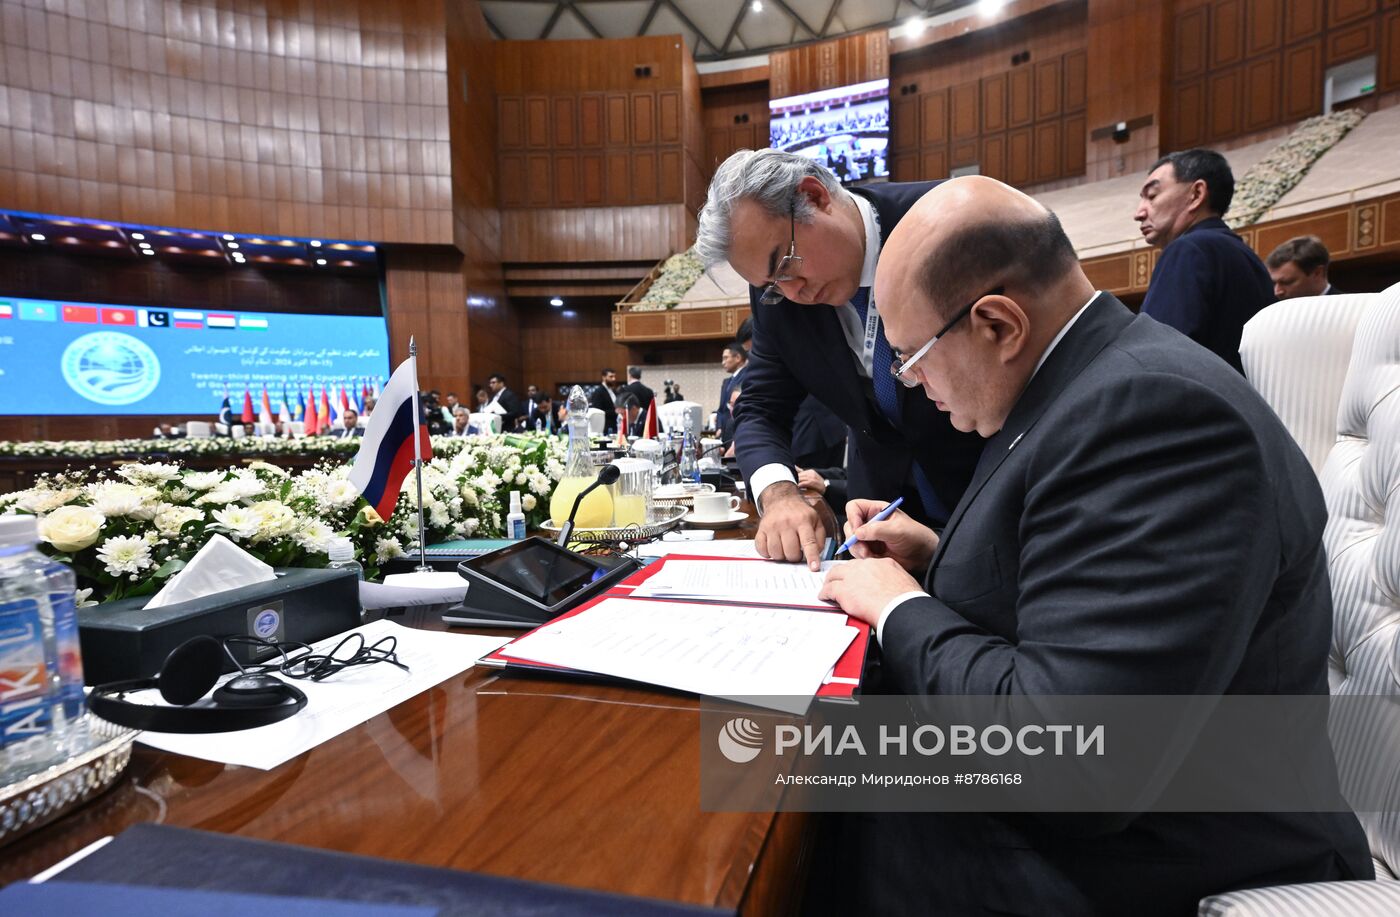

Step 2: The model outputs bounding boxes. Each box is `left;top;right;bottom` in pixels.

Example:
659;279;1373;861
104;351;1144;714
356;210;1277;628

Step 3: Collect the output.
556;463;621;546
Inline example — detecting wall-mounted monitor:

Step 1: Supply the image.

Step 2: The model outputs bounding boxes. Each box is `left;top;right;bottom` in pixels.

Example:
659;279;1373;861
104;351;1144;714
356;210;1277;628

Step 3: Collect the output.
769;77;890;184
0;296;390;415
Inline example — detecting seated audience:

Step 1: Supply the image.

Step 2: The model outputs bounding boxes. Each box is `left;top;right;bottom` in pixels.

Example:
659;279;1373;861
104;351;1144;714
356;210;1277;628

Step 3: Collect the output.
333;408;363;438
527;393;555;433
1266;235;1341;299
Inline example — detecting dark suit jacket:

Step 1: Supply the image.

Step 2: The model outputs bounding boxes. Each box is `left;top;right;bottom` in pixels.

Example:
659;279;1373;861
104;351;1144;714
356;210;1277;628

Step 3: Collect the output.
487;388;524;431
588;385;617;434
733;181;984;526
790;394;846;469
526;405;555;434
716;366;745;441
861;294;1371;915
332;426;363;439
1141;216;1275;374
622;380;655;413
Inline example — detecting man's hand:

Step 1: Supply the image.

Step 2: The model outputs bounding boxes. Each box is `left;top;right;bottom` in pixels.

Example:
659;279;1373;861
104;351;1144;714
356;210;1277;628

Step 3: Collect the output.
819;558;923;627
795;467;827;494
755;482;826;571
843;499;939;571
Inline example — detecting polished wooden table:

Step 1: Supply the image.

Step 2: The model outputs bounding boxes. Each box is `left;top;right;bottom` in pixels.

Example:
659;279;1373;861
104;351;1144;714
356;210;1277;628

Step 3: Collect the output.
0;508;823;915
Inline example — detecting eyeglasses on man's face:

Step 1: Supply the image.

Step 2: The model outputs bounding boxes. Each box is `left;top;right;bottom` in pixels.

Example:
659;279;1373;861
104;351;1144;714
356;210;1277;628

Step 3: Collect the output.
758;201;804;306
888;287;1005;388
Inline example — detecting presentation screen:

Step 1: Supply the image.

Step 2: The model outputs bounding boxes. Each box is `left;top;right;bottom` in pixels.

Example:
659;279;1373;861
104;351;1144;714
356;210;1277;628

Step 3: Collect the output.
0;296;390;416
769;77;890;184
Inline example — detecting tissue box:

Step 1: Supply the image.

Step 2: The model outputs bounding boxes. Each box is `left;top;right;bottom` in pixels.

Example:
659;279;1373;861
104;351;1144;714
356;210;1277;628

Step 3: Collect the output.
78;568;361;685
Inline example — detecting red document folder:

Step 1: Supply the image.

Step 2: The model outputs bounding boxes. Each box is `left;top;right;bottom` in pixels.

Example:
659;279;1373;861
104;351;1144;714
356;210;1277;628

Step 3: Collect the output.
478;555;872;703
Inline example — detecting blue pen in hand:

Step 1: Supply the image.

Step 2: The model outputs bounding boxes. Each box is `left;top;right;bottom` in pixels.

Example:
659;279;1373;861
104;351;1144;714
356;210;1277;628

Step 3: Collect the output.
835;496;905;556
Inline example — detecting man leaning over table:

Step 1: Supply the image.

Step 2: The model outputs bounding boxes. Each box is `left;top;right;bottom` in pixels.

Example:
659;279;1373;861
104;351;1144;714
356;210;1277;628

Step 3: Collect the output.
814;176;1371;915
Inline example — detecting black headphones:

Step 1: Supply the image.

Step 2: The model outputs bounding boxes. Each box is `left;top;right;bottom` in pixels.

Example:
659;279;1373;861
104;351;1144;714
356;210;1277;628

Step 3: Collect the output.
87;635;307;734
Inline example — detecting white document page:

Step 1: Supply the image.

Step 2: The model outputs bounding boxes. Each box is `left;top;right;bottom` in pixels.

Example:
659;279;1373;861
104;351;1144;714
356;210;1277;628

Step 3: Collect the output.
132;620;511;770
628;559;842;607
499;597;858;714
638;539;764;559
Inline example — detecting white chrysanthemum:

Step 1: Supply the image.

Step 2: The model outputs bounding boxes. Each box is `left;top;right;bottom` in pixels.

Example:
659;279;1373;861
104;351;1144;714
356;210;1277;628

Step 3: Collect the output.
247;460;288;477
247;500;297;541
96;535;153;576
183;471;226;491
324;479;359;508
87;482;158;519
117;462;181;483
75;587;97;608
428;503;449;528
521;494;537;512
154;505;203;537
460;486;479;507
293;519;335;553
211;505;261;541
14;487;81;514
463;517;479;536
375;537;405;563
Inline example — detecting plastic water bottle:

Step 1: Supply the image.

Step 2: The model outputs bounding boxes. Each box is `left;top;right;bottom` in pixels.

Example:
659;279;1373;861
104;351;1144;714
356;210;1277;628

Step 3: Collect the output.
326;537;365;581
679;412;700;485
0;515;89;783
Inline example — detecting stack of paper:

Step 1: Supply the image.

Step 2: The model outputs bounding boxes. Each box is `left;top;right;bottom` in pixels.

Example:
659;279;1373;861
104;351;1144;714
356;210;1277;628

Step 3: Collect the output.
498;597;858;713
628;558;841;607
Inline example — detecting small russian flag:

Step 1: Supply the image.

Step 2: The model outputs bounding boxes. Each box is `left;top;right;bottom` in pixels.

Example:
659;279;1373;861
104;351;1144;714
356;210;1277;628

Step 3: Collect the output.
0;303;11;319
348;358;431;521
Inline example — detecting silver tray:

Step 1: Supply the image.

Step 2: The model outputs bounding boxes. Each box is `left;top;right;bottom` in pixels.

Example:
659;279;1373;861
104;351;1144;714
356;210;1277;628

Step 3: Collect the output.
0;717;136;849
540;505;688;544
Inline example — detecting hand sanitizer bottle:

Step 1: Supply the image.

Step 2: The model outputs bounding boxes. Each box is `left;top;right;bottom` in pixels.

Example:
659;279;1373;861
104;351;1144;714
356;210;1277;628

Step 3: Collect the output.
507;491;526;540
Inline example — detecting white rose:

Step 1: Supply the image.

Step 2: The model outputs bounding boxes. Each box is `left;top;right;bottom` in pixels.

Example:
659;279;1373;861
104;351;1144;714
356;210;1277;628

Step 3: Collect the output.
521;494;537;512
37;505;106;552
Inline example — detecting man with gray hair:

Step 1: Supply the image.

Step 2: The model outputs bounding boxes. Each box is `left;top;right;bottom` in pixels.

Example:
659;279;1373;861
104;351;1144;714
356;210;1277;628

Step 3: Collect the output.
696;149;982;570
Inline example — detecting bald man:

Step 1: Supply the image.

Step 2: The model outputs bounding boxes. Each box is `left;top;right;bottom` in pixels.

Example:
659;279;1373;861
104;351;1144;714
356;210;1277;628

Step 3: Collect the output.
816;178;1369;913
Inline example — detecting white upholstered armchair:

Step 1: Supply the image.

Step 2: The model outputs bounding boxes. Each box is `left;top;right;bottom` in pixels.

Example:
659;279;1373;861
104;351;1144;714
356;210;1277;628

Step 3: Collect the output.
1201;283;1400;915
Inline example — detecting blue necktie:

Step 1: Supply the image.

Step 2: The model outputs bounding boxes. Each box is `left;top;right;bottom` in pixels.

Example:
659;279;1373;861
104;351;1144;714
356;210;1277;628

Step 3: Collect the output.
850;287;950;523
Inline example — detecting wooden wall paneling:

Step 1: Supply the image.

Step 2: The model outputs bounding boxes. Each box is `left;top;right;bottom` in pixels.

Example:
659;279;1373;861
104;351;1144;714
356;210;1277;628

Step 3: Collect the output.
605;150;631;202
1034;58;1062;120
1329;0;1378;28
1007;127;1032;185
606;93;630;145
1062;114;1085;177
1172;79;1207;149
1008;67;1034;127
500;152;526;206
920;90;949;146
1033;120;1062;181
659;148;683;200
1207;67;1243;139
553;152;579;205
526;153;552;206
951;81;980;141
1385;10;1400;91
525;95;550;147
580;152;604;203
1243;54;1281;131
579;93;605;146
892;152;917;181
706;127;731;171
731;123;756;152
1063;50;1087;112
632;92;656;145
553;96;577;148
894;96;919;149
1285;0;1324;42
982;73;1008;133
1327;20;1377;63
499;96;525;148
1176;6;1210;79
981;134;1007;180
1210;0;1245;69
1245;0;1283;55
920;147;949;180
1281;40;1323;120
632;150;658;203
658;90;682;143
952;140;979;168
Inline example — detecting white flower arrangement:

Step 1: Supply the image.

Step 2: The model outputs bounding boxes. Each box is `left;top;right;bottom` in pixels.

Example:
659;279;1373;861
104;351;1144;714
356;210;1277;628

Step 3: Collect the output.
0;433;567;603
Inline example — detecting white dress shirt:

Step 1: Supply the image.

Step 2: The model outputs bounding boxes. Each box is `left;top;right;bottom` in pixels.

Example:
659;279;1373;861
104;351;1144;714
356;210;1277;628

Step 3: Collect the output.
874;290;1104;646
750;194;883;508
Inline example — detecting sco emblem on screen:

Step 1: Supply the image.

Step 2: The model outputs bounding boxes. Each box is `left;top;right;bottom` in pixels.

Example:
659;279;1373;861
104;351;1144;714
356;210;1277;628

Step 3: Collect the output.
60;331;161;406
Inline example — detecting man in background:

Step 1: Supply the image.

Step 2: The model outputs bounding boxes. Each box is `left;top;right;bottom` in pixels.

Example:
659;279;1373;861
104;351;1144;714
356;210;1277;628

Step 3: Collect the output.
589;367;619;434
1267;235;1341;299
527;393;555;433
520;384;542;431
715;343;747;441
334;408;363;438
1135;148;1274;373
485;373;524;431
622;367;654;414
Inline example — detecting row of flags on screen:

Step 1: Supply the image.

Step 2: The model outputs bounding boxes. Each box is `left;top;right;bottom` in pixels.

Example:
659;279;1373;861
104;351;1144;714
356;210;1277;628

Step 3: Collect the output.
0;300;265;330
217;378;385;434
